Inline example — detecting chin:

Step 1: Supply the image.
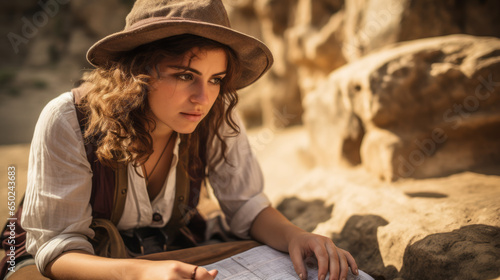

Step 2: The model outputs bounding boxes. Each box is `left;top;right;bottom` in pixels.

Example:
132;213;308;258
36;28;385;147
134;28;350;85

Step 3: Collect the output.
174;125;199;135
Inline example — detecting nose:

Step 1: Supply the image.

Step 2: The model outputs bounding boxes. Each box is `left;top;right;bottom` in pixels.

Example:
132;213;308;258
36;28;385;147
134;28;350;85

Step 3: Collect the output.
189;82;210;105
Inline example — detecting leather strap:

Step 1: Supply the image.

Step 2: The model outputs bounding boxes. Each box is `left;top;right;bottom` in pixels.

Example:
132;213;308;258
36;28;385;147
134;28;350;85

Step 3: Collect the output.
110;165;128;226
90;219;129;258
137;240;262;266
164;141;195;245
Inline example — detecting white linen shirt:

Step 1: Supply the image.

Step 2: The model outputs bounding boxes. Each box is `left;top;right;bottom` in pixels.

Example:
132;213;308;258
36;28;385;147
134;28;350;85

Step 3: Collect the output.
21;92;270;274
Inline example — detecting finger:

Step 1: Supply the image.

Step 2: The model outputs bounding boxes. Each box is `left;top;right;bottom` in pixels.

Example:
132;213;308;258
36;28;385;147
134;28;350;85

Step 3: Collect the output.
192;266;217;280
312;241;330;280
343;250;359;275
289;245;308;280
208;269;218;278
336;249;348;280
325;243;340;280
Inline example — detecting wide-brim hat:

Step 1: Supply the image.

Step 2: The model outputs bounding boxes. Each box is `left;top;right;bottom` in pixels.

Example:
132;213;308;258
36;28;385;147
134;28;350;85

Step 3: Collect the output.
87;0;273;90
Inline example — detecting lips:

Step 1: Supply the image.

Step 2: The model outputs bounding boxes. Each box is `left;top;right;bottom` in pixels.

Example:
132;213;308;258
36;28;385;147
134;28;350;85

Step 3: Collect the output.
180;112;203;122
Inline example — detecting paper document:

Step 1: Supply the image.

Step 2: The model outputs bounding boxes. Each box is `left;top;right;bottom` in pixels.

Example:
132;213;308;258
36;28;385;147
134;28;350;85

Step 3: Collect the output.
203;245;374;280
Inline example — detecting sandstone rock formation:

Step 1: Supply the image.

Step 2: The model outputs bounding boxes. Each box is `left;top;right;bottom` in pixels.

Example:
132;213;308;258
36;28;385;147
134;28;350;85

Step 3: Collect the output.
226;0;500;130
342;0;500;61
399;224;500;280
304;34;500;181
251;126;500;280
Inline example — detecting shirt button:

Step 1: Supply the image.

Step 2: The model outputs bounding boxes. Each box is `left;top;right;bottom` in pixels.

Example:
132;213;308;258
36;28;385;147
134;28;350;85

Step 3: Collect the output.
152;212;162;222
178;196;184;201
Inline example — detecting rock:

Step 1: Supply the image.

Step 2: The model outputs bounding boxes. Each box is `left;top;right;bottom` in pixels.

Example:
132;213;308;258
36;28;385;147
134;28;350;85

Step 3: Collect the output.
399;224;500;280
0;2;37;11
282;0;346;119
230;0;500;131
254;0;304;129
70;0;130;38
400;1;500;41
24;37;53;67
228;0;500;131
251;126;500;279
277;197;333;233
332;215;398;280
342;0;500;61
342;0;404;61
287;10;346;96
287;0;346;74
304;34;500;181
229;0;303;128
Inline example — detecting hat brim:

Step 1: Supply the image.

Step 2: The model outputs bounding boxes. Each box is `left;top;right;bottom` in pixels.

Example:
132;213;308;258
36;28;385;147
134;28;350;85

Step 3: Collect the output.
87;19;273;90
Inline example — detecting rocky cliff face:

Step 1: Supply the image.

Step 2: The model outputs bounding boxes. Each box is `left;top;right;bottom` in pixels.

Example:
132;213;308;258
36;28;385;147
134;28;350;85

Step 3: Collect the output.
304;34;500;181
228;0;500;131
224;0;500;181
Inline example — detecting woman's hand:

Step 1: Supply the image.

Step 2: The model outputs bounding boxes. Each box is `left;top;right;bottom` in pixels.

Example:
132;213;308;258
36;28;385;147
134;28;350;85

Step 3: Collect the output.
250;207;358;280
137;261;218;280
288;231;358;280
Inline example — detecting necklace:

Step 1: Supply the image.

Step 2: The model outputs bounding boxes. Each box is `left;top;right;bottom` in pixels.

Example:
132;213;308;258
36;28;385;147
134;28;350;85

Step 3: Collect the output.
145;132;176;184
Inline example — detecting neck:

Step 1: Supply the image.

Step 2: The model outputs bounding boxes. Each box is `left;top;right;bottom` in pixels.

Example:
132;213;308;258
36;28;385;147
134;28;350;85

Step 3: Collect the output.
150;126;174;141
146;118;174;140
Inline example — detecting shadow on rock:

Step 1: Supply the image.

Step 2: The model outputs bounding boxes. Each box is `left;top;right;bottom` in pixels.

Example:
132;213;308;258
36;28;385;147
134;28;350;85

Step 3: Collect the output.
332;215;398;280
404;191;448;198
399;224;500;280
277;197;333;232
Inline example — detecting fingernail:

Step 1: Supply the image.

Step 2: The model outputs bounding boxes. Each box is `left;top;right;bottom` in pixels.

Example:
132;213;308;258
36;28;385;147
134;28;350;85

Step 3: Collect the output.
320;275;325;280
356;268;359;274
342;278;346;280
299;273;303;280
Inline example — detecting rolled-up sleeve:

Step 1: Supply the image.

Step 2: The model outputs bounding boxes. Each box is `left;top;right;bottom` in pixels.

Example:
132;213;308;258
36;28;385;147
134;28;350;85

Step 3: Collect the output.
208;113;271;239
21;92;95;275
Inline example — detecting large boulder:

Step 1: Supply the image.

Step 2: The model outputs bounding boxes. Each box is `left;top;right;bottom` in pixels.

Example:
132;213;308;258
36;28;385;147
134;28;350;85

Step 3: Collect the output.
399;224;500;280
304;34;500;180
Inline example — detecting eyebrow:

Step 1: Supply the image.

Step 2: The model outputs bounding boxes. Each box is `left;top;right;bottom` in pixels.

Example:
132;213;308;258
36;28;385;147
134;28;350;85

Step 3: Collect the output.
168;65;227;76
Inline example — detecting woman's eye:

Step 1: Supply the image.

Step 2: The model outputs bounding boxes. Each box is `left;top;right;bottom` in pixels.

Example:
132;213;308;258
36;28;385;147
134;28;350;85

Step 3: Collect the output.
176;73;193;81
210;77;223;85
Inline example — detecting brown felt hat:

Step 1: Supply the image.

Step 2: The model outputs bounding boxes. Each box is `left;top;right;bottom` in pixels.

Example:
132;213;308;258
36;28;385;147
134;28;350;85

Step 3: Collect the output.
87;0;273;89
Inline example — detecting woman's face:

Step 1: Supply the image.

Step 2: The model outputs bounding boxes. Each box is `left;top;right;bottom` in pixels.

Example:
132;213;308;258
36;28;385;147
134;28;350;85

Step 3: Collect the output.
147;47;227;135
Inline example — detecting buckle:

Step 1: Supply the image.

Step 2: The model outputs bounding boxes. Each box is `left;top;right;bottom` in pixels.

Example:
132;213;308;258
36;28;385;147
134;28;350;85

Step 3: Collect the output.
129;227;169;255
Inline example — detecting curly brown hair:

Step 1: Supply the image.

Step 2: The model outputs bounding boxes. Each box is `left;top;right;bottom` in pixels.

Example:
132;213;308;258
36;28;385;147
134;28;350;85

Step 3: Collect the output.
79;34;241;183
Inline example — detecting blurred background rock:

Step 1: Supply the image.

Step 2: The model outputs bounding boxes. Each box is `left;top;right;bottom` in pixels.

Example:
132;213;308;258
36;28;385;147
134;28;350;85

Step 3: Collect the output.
1;1;499;279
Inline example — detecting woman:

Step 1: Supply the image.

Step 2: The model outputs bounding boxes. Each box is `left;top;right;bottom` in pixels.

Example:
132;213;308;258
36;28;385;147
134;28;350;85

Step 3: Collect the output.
20;0;358;279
